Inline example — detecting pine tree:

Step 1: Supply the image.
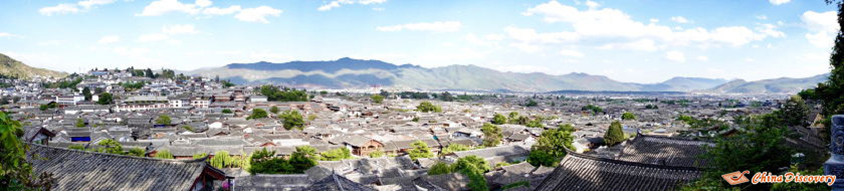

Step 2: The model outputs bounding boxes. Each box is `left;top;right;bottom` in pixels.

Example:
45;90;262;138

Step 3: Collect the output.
603;121;625;146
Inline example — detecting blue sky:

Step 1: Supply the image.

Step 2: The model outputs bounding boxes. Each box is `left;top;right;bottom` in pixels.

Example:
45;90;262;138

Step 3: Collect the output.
0;0;838;83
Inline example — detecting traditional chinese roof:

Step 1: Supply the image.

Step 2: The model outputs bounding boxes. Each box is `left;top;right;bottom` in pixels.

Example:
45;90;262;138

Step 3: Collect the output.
613;135;713;168
26;144;224;191
534;152;702;191
308;173;376;191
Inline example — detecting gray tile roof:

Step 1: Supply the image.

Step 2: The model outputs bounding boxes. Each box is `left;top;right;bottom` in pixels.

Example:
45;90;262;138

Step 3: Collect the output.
534;152;702;191
26;144;222;191
614;135;713;168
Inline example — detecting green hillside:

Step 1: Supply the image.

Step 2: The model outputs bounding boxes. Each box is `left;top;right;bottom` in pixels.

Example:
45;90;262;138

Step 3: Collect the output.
0;53;66;79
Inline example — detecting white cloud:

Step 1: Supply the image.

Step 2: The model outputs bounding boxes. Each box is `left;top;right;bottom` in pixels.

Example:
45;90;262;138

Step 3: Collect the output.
318;0;353;11
39;4;80;16
756;15;768;20
769;0;791;5
40;0;114;16
202;5;241;15
670;16;689;23
98;35;120;44
0;33;18;38
504;26;578;44
802;11;838;48
521;0;779;49
377;21;462;33
584;0;600;9
318;0;385;11
598;39;658;52
755;23;785;38
649;18;659;23
137;0;200;16
78;0;115;9
665;50;685;63
162;24;199;35
137;33;169;42
235;6;282;23
745;58;755;62
195;0;212;7
697;56;708;61
559;49;584;57
359;0;387;5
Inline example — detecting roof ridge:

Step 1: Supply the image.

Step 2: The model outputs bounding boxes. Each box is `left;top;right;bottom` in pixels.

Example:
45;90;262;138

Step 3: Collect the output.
566;149;702;171
28;143;208;163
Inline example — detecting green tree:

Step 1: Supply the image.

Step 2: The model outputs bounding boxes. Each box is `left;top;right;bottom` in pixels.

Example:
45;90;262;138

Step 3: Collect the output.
68;144;85;150
427;162;453;175
492;113;507;125
144;68;155;78
0;111;53;190
127;148;146;157
416;101;442;113
248;108;269;120
508;112;520;123
155;115;171;125
82;87;92;101
581;104;603;114
259;85;309;102
453;156;490;191
221;109;233;114
97;139;123;155
270;106;280;114
440;143;471;156
481;123;502;147
603;121;625;146
525;99;538;107
210;151;232;169
782;95;809;127
75;118;86;128
368;149;384;158
371;94;384;104
193;153;208;159
320;147;352;161
288;146;319;173
621;112;637;120
528;124;575;167
682;114;793;190
154;150;174;159
408;140;434;160
279;110;305;130
97;93;113;105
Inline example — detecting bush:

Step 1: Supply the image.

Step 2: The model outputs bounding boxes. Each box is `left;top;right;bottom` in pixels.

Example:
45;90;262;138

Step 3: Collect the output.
621;112;636;120
416;101;442;113
428;162;453;175
371;94;384;104
155;115;171;125
408;141;434;160
155;150;174;159
248;108;269;120
481;123;502;147
492;113;507;125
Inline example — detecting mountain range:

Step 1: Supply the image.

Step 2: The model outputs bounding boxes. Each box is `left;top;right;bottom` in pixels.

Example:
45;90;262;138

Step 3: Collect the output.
188;57;828;94
0;53;66;79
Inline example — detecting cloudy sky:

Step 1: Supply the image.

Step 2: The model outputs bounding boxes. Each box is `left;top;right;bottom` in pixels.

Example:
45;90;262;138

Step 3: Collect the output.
0;0;838;83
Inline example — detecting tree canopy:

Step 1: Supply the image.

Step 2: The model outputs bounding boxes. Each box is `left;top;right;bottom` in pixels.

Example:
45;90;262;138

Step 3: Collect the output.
528;124;575;167
416;101;442;113
603;121;625;146
248;108;269;120
408;140;434;160
481;123;502;147
259;85;308;102
492;113;507;125
280;110;305;130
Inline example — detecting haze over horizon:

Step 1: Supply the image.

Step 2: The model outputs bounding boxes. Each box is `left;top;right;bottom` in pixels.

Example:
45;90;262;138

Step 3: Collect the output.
0;0;838;83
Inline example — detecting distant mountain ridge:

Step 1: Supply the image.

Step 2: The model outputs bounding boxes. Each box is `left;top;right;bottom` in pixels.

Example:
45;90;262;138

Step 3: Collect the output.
0;53;66;79
187;57;825;94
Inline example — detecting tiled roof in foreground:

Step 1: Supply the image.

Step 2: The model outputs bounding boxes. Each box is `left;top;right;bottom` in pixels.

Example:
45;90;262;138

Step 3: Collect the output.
534;152;702;191
614;135;714;168
26;144;217;191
